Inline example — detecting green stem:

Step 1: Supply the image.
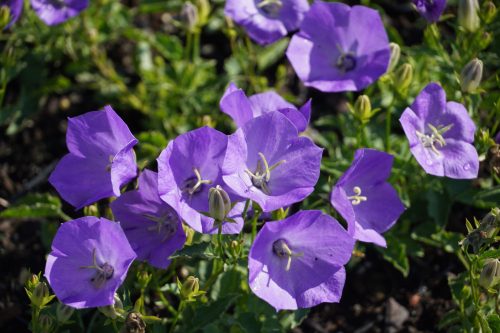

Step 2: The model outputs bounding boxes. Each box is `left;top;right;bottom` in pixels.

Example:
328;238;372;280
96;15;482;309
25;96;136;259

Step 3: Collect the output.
385;108;392;152
192;30;201;60
251;209;261;242
169;301;184;333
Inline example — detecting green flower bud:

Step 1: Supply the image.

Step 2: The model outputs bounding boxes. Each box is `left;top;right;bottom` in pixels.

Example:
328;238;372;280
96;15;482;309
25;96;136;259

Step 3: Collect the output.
98;294;124;319
482;1;497;24
39;314;54;333
458;0;480;32
353;95;372;124
32;282;50;308
388;43;401;73
137;271;152;290
124;312;146;333
56;303;74;323
479;32;493;49
181;2;198;33
183;224;195;246
180;276;200;300
0;6;10;30
394;63;414;93
208;185;231;222
479;259;500;289
460;58;483;93
196;0;210;26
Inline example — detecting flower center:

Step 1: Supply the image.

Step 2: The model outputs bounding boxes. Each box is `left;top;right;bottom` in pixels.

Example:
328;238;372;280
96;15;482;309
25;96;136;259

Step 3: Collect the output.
336;52;357;73
257;0;282;17
272;239;303;271
144;212;178;242
415;123;452;157
80;249;114;289
347;186;367;205
245;152;286;195
415;0;434;9
182;168;212;196
105;155;114;172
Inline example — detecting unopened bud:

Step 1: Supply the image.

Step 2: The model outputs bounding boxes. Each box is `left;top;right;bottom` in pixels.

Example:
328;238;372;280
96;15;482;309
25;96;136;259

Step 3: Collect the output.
0;6;10;30
39;314;54;333
180;276;200;300
395;63;414;93
458;0;480;32
479;32;493;49
98;294;123;319
482;1;497;24
208;185;231;222
124;312;146;333
137;271;152;290
181;2;198;32
388;43;401;73
32;282;50;307
460;58;483;93
56;303;74;323
196;0;210;26
479;259;500;289
29;274;40;288
353;95;372;124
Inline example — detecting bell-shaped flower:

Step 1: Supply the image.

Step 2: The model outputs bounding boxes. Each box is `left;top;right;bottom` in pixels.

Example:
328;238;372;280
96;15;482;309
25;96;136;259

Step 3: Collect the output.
1;0;23;29
330;149;405;247
286;1;390;92
44;217;136;309
49;106;138;210
31;0;88;26
399;82;479;179
157;127;244;234
248;210;355;310
224;0;309;45
219;82;311;132
111;170;186;269
412;0;447;23
222;112;322;212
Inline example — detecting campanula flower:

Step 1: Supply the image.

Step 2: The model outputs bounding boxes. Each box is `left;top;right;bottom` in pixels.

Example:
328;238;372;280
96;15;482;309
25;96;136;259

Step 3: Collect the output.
224;0;309;45
412;0;447;23
111;170;186;269
399;82;479;179
330;149;405;247
222;112;322;212
31;0;88;26
157;127;244;234
1;0;22;29
45;217;136;308
286;1;390;92
49;106;138;209
219;82;311;132
248;210;354;310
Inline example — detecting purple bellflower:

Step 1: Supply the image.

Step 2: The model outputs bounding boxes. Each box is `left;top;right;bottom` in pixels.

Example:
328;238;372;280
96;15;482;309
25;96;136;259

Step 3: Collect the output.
49;106;138;210
1;0;23;29
224;0;309;45
220;82;311;132
45;217;136;309
157;126;245;235
286;1;390;92
495;132;500;144
248;210;355;310
413;0;447;23
400;82;479;179
31;0;88;26
222;112;322;212
330;149;405;247
111;170;186;269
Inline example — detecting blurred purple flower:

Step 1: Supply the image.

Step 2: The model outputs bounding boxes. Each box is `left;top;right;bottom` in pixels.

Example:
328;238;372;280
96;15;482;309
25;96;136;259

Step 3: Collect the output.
495;132;500;144
1;0;23;29
286;1;390;92
111;170;186;269
220;82;311;132
330;149;405;247
248;210;354;310
31;0;88;26
400;82;479;179
157;127;244;235
222;112;322;212
413;0;447;23
45;217;136;309
224;0;309;45
49;106;138;210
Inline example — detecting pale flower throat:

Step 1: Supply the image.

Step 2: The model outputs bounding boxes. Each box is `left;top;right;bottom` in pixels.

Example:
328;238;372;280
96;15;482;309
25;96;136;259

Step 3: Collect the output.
272;239;303;271
415;123;453;156
80;248;114;289
245;152;286;195
182;168;212;196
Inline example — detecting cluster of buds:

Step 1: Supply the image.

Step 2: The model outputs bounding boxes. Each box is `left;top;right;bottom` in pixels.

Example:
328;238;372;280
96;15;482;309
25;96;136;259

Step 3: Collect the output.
26;275;55;310
460;208;499;253
178;276;205;302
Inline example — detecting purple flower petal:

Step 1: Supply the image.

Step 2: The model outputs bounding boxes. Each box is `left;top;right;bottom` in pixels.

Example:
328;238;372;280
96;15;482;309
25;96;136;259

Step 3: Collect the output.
413;0;447;23
219;83;254;128
249;210;354;310
31;0;89;26
1;0;23;29
45;217;136;309
111;170;186;269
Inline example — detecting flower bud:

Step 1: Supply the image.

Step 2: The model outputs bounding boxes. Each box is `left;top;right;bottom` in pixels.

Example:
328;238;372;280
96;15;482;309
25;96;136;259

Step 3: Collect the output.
28;274;40;289
180;276;200;300
183;224;195;245
0;6;10;30
181;2;198;33
482;1;497;24
196;0;210;26
460;58;483;93
388;43;401;73
353;95;372;124
458;0;480;32
98;294;123;319
124;312;146;333
39;314;54;333
137;271;152;290
479;32;493;49
479;259;500;289
208;185;231;222
394;63;413;93
32;282;50;308
56;303;74;323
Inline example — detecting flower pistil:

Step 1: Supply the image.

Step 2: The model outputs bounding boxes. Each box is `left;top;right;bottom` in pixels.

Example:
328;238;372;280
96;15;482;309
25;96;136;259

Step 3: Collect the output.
415;123;453;156
347;186;367;205
80;248;114;289
272;239;303;271
245;152;286;195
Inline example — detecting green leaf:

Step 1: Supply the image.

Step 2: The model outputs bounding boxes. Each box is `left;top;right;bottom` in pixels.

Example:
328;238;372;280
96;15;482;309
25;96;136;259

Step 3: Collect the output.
487;314;500;332
185;294;240;333
426;189;451;227
257;38;289;71
0;193;65;219
479;249;500;260
438;310;461;330
279;309;309;330
169;241;217;260
234;312;262;333
380;233;409;277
